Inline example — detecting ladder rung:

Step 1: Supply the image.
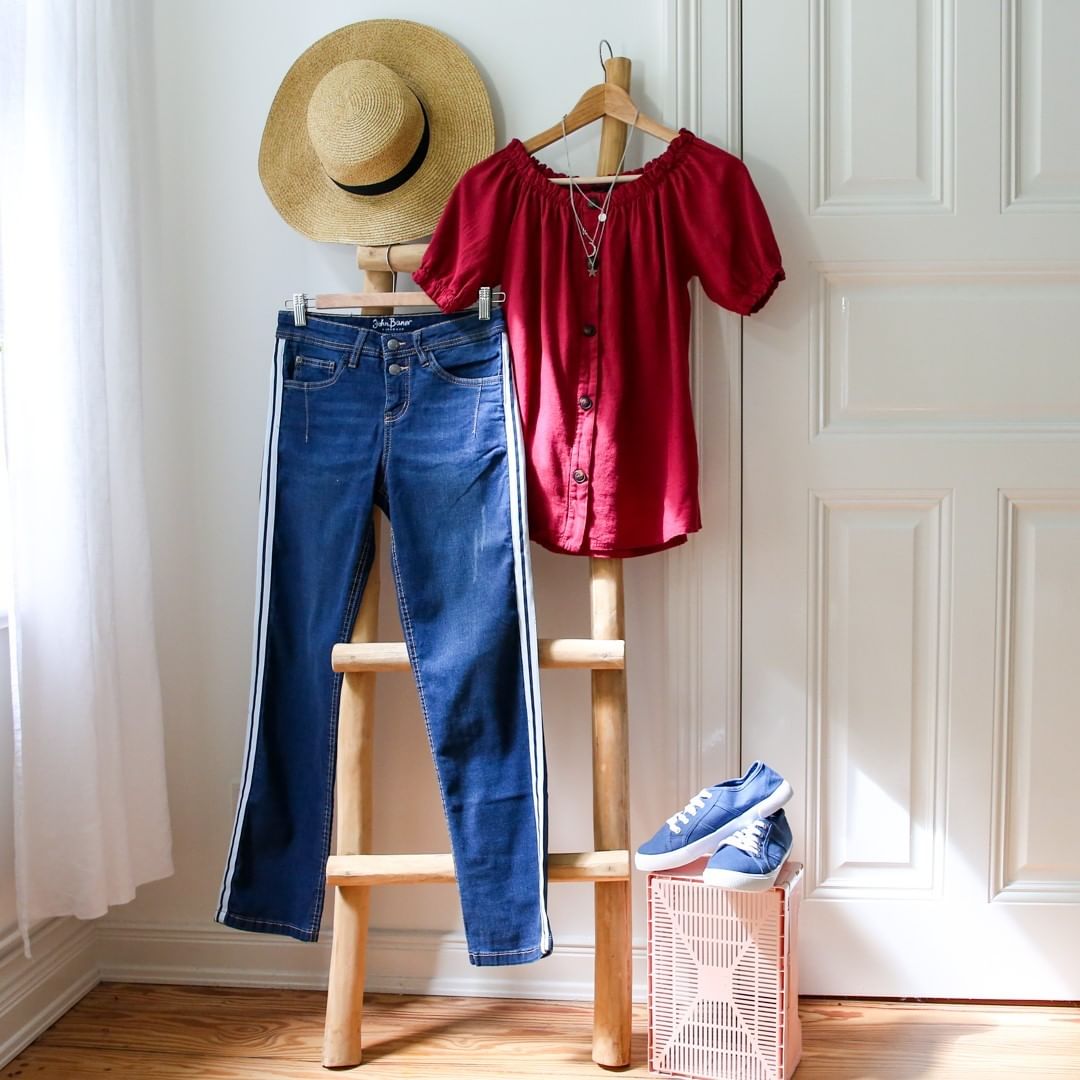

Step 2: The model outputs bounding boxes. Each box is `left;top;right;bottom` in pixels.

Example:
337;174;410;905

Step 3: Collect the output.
331;638;624;673
326;850;630;886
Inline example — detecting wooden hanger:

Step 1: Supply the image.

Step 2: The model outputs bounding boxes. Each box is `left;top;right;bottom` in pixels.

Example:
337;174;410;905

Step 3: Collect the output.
285;246;504;325
522;63;680;186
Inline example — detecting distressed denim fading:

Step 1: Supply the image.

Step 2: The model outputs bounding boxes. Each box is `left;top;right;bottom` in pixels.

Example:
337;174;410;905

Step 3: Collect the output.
216;308;552;966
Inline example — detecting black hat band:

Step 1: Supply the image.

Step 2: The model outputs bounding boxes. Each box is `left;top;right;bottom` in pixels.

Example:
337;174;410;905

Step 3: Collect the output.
331;102;430;197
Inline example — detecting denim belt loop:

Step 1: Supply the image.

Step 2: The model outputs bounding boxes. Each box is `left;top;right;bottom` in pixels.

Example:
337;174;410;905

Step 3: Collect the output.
347;327;368;368
410;326;427;359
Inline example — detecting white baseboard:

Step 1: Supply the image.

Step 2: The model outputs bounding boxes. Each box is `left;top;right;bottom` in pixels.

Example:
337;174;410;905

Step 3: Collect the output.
96;919;647;1001
0;917;100;1068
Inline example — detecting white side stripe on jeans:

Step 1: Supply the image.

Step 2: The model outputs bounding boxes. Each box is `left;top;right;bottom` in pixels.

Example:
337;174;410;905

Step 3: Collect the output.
500;332;552;954
216;336;285;922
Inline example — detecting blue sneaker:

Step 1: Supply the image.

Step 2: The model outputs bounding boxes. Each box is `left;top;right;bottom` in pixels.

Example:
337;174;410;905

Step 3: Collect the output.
634;761;793;872
702;809;793;891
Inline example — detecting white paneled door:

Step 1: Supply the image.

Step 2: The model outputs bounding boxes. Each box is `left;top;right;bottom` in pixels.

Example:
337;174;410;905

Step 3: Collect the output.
740;0;1080;996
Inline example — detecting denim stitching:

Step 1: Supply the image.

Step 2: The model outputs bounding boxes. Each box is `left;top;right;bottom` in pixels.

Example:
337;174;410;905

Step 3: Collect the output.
222;911;316;936
470;946;543;958
276;331;354;351
418;344;502;388
414;330;505;350
282;361;347;393
277;325;501;355
471;386;482;436
383;362;411;426
294;354;336;372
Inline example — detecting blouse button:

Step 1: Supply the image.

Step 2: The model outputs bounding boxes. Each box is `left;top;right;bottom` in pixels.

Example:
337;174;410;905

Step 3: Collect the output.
578;395;594;411
582;323;597;337
573;468;588;484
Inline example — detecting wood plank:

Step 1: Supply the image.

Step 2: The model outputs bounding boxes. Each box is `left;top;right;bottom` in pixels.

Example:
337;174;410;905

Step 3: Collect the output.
6;984;1080;1079
331;638;625;673
31;985;624;1054
1;1041;653;1079
796;998;1080;1079
326;849;630;886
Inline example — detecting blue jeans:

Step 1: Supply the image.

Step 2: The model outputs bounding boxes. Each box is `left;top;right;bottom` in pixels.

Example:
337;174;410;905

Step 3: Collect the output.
216;308;552;966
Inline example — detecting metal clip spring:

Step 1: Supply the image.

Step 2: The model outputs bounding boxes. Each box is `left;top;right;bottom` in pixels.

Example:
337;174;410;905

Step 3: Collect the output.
476;286;507;321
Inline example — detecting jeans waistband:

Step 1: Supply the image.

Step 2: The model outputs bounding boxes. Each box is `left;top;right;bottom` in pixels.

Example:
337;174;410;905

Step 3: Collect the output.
275;307;505;365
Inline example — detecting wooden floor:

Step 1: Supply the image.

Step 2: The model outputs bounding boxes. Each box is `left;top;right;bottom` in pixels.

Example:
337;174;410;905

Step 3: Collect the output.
3;983;1079;1078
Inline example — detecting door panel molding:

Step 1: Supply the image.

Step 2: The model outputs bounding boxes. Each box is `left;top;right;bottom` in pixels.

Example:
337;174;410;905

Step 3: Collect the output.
807;490;952;900
1002;0;1080;212
810;0;955;214
991;490;1080;903
810;263;1080;436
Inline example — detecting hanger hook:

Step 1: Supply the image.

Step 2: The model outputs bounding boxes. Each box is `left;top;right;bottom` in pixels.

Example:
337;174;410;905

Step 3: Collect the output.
598;39;613;75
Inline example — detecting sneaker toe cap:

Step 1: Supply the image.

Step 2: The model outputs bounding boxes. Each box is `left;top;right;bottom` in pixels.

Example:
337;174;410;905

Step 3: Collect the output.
637;826;676;857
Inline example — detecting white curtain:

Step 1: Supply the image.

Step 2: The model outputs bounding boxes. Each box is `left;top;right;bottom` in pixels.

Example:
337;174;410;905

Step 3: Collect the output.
0;0;173;956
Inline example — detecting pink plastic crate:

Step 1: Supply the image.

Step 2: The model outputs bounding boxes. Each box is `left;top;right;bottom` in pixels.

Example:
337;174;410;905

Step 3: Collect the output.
647;860;803;1080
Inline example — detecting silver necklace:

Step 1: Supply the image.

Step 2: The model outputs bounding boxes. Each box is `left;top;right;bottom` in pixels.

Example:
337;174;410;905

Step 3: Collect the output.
560;110;639;276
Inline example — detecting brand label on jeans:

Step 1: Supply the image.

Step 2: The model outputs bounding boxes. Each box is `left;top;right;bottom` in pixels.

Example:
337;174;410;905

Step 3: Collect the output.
371;317;416;330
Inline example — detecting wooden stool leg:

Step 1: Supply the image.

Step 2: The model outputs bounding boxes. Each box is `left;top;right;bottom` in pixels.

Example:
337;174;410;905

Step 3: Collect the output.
322;510;382;1067
590;557;632;1067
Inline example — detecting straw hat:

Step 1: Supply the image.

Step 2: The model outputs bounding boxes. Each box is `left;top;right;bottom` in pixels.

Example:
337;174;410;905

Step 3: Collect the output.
259;19;494;245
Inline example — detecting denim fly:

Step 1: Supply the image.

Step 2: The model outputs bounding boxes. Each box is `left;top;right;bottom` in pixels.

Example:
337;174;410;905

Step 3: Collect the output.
216;308;552;966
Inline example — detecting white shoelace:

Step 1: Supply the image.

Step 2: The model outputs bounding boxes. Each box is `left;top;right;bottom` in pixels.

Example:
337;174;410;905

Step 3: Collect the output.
719;818;768;856
666;789;712;835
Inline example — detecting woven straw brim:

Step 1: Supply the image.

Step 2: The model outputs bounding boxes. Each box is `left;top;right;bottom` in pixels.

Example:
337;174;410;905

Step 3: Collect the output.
259;19;494;245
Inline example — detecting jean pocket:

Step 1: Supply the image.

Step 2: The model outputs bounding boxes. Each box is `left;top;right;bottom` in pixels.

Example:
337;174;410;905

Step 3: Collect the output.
280;339;347;391
419;338;503;387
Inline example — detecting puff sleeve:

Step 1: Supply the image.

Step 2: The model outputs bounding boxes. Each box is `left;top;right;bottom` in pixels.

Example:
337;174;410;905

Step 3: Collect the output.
673;142;785;316
413;151;516;312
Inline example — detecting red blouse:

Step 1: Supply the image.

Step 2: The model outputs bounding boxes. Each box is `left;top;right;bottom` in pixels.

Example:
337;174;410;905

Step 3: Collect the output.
413;129;784;558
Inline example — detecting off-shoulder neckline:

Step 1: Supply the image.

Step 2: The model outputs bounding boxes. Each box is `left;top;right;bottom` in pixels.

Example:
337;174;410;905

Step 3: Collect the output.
501;127;699;207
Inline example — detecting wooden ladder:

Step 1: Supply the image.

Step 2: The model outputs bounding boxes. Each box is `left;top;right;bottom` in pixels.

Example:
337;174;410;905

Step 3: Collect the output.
321;61;635;1072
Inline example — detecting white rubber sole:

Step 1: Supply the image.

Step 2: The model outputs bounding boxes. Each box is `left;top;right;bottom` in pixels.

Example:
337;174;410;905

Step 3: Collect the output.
634;778;793;872
702;849;791;891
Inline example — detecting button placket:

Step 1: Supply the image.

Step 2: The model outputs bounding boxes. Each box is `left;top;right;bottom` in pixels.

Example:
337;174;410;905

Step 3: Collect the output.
385;339;408;376
565;278;601;550
382;338;410;420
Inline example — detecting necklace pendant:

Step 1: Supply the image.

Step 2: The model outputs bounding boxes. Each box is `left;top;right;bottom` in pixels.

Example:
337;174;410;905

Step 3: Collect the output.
587;257;599;277
598;211;607;222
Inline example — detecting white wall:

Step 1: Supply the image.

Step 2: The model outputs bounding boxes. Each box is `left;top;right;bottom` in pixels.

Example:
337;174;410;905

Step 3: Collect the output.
92;0;738;999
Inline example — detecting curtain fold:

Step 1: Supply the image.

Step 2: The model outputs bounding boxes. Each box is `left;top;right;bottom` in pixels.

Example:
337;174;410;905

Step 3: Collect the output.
0;0;173;957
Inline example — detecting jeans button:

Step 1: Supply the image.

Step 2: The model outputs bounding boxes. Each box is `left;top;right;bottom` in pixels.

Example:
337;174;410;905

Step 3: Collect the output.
388;363;403;375
386;338;401;351
582;323;596;337
578;395;593;411
573;468;588;484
